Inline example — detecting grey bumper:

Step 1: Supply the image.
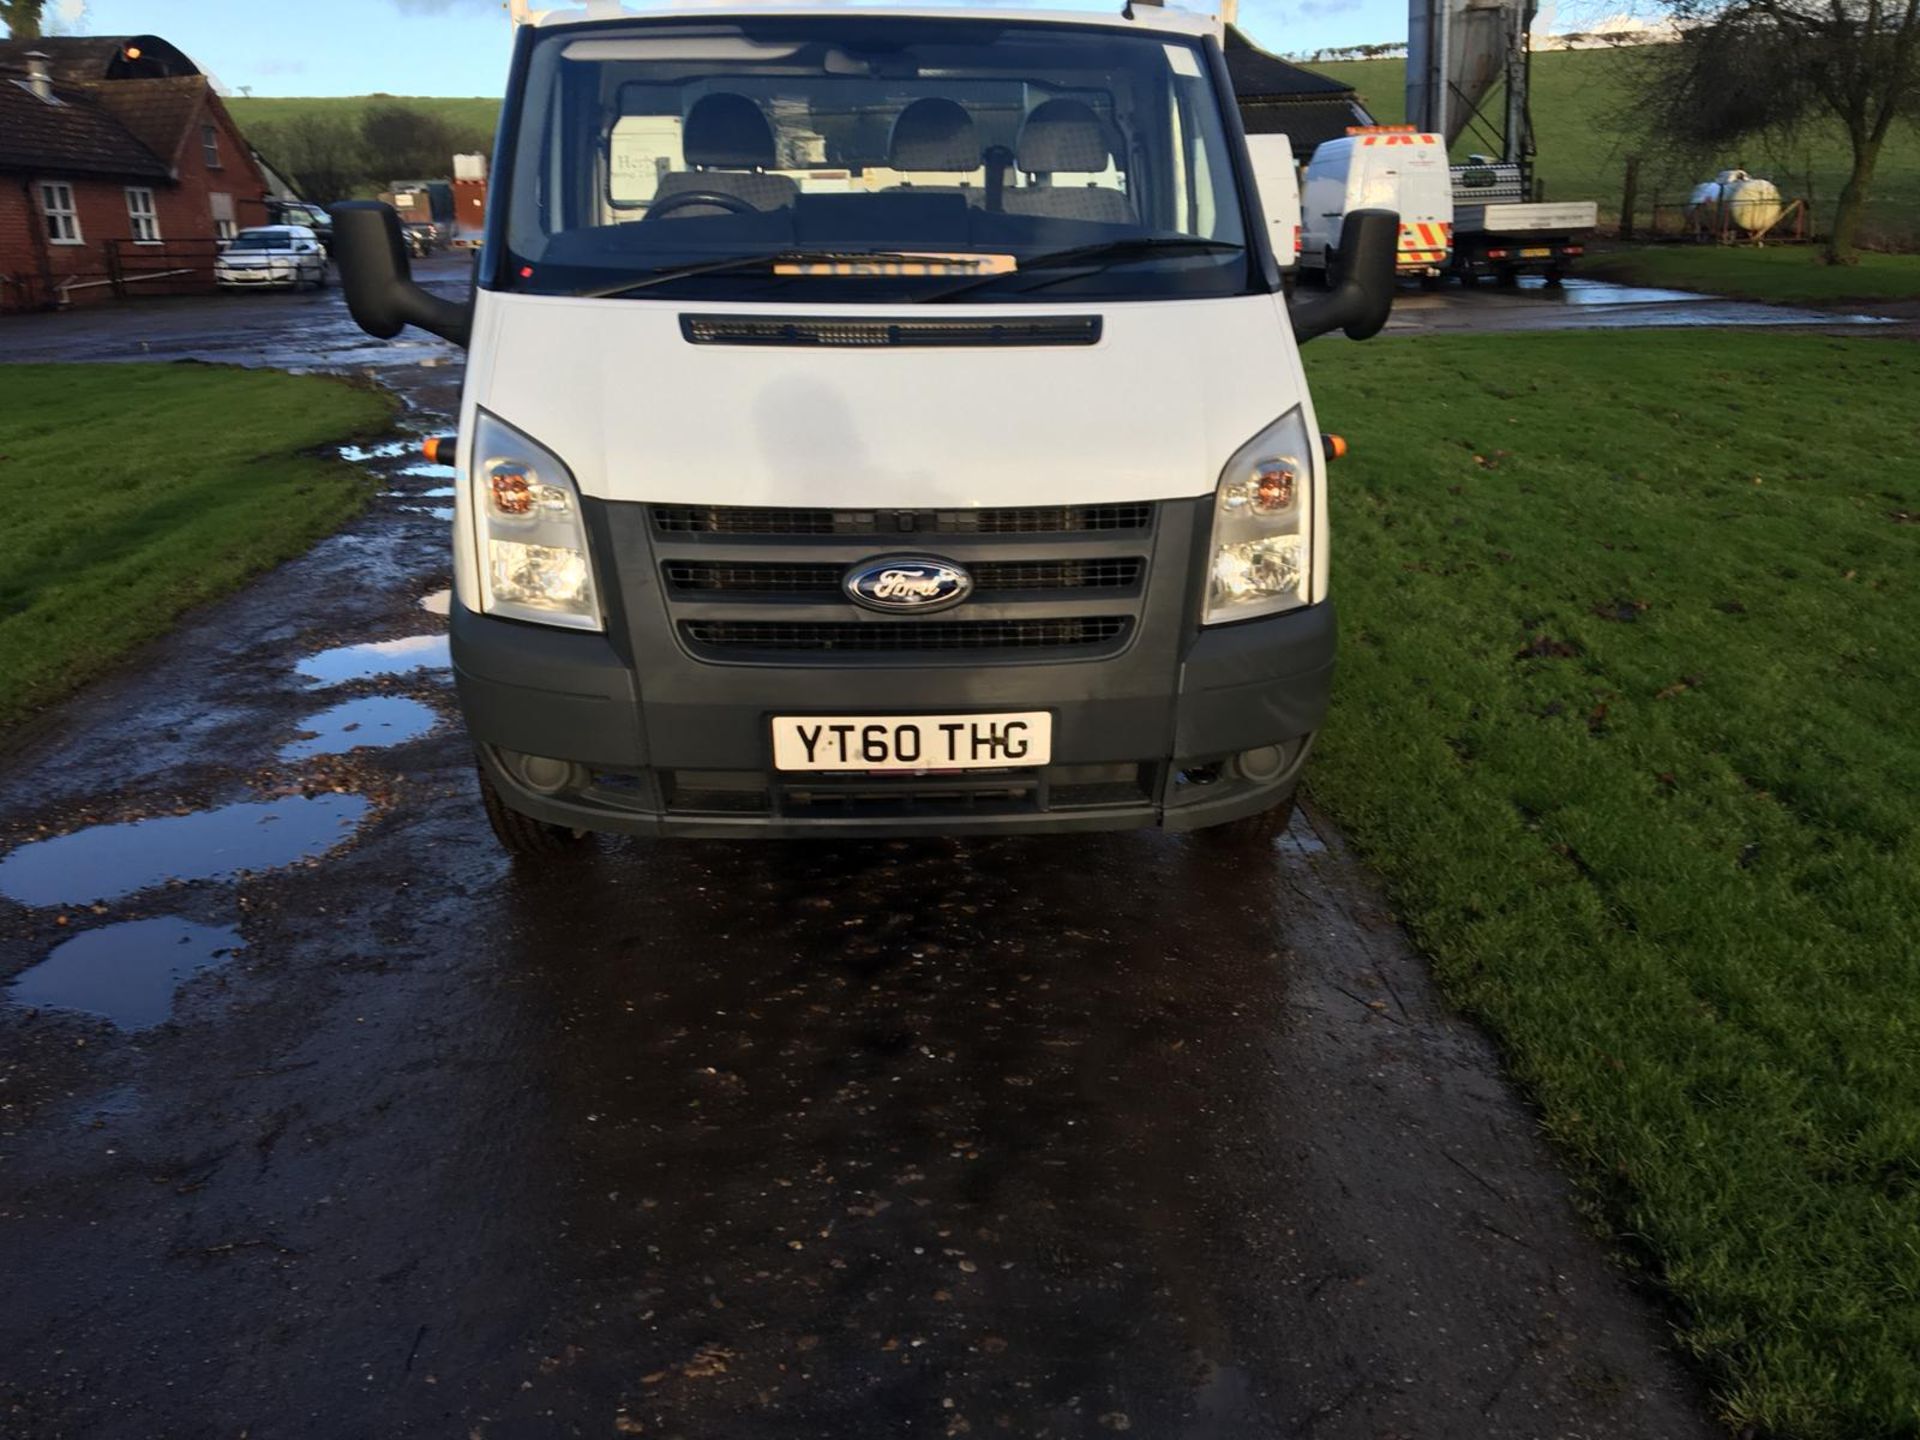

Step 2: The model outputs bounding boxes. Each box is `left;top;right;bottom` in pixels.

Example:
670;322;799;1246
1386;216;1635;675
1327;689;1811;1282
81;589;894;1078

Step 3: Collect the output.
451;596;1334;838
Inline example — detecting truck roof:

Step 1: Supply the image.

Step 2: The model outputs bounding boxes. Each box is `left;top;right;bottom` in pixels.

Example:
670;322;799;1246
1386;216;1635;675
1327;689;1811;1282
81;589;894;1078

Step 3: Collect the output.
526;1;1220;39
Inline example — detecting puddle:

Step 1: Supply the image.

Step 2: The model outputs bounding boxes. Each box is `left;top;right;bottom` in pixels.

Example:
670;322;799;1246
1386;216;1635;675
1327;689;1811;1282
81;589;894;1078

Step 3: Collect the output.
382;486;454;499
398;505;455;521
8;918;242;1030
296;633;450;686
0;794;371;907
338;439;414;463
419;588;451;615
398;461;456;482
281;696;439;760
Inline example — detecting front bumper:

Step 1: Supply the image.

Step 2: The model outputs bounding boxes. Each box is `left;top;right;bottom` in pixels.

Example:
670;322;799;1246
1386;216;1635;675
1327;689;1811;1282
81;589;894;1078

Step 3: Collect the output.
452;591;1335;839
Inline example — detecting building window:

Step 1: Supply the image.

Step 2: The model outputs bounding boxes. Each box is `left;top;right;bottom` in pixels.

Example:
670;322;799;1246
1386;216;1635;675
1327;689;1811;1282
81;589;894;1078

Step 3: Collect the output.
209;191;236;242
202;123;221;169
126;187;161;243
38;181;81;244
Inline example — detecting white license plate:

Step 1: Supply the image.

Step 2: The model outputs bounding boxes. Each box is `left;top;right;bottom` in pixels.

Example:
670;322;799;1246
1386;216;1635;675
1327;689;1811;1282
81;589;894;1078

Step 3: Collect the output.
772;712;1052;772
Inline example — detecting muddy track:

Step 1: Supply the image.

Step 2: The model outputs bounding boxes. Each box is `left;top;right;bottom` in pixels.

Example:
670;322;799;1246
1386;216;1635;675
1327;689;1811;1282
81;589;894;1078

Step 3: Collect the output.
0;285;1720;1439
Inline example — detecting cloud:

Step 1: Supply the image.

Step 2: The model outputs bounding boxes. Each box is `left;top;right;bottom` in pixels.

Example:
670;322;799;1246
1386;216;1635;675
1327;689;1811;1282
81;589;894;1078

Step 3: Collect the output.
391;0;501;11
1295;0;1364;16
47;0;89;35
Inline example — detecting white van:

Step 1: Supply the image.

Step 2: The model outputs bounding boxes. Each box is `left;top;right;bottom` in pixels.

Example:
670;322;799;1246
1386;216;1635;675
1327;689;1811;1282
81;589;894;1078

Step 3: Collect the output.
332;2;1396;853
1300;128;1453;279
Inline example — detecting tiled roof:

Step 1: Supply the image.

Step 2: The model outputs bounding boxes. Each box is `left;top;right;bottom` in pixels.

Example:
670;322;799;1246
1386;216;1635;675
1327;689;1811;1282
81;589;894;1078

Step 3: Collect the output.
0;74;170;180
0;35;200;84
85;75;208;166
1223;26;1359;100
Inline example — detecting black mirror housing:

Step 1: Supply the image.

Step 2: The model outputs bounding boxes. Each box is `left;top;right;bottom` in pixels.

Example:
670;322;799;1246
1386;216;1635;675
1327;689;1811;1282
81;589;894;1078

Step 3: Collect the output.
1288;209;1399;344
328;201;472;348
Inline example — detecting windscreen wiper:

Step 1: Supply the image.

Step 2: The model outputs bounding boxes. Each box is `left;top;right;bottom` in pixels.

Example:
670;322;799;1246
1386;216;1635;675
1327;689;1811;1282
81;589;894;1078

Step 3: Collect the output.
924;236;1245;301
578;251;1003;299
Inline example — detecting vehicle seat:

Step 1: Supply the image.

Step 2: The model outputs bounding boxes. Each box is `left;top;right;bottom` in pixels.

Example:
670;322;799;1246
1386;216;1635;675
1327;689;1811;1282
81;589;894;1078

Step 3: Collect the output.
1002;98;1134;224
885;97;983;203
650;92;798;218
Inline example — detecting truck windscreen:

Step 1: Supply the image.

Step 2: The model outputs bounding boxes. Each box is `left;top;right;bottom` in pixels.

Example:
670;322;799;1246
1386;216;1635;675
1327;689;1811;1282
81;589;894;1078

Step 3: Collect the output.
500;17;1254;303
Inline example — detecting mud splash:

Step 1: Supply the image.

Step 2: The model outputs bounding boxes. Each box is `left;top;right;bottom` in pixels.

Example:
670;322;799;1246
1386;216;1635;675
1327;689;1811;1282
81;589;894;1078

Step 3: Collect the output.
296;634;450;686
0;793;371;907
281;696;439;760
8;918;243;1029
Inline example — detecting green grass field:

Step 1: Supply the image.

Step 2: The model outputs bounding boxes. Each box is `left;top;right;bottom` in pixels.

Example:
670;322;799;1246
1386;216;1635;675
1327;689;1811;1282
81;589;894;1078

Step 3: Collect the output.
1305;47;1920;244
1579;245;1920;303
0;366;396;732
1304;329;1920;1438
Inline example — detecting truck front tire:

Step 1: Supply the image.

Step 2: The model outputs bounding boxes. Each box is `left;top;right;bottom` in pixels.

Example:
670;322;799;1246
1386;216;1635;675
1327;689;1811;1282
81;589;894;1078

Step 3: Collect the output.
477;757;587;857
1194;795;1298;849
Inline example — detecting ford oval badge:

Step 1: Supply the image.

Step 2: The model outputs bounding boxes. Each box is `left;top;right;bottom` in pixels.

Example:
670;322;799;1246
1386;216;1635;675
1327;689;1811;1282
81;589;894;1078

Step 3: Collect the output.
844;556;974;614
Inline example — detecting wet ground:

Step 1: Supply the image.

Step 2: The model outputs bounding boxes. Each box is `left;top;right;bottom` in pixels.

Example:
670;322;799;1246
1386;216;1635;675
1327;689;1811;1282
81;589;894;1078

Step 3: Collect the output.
1385;272;1900;335
0;267;1741;1438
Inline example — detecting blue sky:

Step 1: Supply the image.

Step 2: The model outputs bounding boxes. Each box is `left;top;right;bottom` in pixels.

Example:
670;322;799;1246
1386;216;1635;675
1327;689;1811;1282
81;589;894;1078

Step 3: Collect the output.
56;0;1409;96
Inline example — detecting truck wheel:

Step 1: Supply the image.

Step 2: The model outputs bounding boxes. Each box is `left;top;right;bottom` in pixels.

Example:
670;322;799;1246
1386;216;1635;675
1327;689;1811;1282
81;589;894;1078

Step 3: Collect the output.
477;759;587;857
1195;795;1297;849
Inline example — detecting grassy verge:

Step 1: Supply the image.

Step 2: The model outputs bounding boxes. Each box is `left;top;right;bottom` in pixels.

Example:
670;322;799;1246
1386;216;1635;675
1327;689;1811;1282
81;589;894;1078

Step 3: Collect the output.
1304;331;1920;1439
0;364;397;731
1579;245;1920;305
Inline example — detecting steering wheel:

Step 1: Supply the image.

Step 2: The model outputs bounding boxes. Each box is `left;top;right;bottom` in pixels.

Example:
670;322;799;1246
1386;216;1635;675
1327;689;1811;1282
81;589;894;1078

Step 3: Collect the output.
645;189;757;219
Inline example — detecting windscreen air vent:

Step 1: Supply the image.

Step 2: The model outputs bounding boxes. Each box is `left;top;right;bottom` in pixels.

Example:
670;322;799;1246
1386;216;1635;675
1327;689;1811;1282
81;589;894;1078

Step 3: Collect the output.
680;314;1102;348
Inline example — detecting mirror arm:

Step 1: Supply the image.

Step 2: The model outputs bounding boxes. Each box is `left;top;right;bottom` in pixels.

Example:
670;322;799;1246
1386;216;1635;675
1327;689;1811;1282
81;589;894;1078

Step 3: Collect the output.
329;201;472;348
1287;208;1399;344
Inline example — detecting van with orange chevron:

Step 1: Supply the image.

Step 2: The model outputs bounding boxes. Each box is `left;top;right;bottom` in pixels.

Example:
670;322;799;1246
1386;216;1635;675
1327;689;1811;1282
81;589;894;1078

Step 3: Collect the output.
1299;127;1454;282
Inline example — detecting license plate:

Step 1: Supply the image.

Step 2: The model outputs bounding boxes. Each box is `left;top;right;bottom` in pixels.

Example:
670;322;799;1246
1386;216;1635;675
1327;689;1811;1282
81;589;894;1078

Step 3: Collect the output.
1519;247;1553;258
771;712;1052;772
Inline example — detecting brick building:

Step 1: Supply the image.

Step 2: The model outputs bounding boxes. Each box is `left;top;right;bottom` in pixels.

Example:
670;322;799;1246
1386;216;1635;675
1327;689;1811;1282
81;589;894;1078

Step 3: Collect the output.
0;34;273;310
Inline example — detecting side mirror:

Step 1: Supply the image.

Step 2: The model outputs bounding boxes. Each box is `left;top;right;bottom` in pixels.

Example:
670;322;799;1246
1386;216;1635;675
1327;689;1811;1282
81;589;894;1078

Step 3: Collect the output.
328;201;471;347
1287;208;1398;343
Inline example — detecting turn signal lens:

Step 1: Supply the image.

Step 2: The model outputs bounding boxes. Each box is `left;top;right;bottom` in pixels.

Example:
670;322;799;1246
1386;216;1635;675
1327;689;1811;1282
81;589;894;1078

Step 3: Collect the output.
489;465;536;517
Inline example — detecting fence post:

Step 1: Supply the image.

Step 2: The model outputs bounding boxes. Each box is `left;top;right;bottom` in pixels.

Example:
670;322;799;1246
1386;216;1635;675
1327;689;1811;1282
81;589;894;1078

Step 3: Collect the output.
105;240;125;301
1620;155;1640;241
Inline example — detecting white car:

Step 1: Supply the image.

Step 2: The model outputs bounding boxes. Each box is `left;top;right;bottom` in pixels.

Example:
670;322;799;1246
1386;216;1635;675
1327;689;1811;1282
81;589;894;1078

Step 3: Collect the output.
215;225;329;291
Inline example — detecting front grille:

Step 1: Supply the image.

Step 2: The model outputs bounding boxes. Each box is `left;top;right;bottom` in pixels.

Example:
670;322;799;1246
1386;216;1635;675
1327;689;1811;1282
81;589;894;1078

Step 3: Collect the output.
665;558;1144;594
681;314;1102;348
682;617;1129;654
652;504;1153;537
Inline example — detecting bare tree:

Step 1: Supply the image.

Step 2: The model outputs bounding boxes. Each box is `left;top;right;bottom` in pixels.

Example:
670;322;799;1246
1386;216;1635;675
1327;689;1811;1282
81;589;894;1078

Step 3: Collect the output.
0;0;44;39
1646;0;1920;261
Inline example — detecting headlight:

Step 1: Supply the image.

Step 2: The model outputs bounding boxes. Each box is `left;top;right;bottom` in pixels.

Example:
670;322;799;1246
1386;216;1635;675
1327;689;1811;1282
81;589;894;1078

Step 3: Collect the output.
1203;407;1313;625
471;411;601;631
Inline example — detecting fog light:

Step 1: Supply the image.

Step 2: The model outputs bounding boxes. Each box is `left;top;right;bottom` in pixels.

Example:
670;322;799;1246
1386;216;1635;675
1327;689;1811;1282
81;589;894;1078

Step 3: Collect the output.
514;752;577;795
1234;744;1288;783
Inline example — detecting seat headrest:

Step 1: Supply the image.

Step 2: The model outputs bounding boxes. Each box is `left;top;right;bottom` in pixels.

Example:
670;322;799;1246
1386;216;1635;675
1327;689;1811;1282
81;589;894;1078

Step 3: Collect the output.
684;92;777;169
888;98;980;173
1016;98;1114;174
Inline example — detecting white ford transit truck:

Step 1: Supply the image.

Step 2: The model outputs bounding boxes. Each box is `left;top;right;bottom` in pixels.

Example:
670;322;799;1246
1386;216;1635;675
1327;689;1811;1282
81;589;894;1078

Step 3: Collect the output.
331;1;1396;853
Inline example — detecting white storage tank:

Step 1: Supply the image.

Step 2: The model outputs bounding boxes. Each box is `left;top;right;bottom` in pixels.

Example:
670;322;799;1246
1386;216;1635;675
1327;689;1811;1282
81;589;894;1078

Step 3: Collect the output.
1689;169;1784;233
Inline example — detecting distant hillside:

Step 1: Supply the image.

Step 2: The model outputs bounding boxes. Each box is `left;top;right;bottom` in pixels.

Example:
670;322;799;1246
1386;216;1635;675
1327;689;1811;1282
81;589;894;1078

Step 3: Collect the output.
1300;47;1920;242
226;56;1920;242
227;95;503;137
